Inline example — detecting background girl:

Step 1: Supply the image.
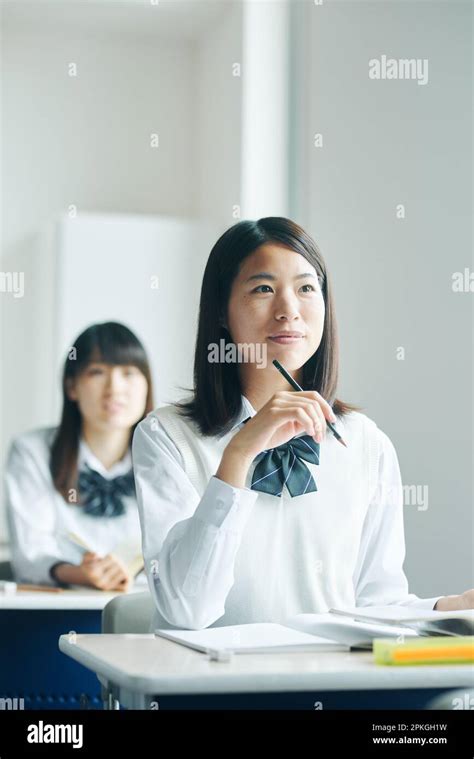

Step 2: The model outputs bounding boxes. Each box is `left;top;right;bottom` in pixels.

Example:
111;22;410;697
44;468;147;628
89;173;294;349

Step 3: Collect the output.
6;321;153;591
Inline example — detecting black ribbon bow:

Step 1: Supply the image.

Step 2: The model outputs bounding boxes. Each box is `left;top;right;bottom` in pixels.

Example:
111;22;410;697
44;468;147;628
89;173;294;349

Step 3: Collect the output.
78;464;136;518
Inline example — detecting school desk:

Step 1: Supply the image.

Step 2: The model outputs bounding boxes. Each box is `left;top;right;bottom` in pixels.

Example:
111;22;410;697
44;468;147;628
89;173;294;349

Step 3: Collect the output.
58;633;474;710
0;587;141;710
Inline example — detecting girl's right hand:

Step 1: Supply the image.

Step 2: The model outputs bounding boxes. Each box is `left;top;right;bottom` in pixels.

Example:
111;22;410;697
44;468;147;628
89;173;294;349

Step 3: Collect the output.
228;390;337;462
79;551;131;592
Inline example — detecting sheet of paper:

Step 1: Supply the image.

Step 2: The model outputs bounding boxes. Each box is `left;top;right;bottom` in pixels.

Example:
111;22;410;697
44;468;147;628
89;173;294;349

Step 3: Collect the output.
330;606;474;624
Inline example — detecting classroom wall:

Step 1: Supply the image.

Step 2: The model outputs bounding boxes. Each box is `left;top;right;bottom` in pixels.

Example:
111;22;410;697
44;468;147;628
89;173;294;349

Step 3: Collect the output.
290;0;473;599
0;30;192;540
194;0;243;228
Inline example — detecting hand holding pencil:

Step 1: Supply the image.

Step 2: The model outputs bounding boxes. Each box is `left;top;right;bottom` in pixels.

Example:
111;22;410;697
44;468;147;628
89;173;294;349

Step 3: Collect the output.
272;360;347;447
228;368;345;461
217;360;347;491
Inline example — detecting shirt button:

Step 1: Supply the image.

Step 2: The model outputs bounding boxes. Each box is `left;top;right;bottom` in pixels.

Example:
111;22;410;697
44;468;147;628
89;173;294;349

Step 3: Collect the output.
216;499;225;509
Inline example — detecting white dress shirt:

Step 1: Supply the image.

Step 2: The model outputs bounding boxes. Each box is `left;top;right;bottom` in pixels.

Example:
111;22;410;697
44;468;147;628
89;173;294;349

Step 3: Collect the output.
132;397;443;631
5;427;145;585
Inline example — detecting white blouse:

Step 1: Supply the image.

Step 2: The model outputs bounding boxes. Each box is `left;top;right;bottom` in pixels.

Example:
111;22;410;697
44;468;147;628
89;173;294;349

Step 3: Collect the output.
132;397;443;632
5;427;144;585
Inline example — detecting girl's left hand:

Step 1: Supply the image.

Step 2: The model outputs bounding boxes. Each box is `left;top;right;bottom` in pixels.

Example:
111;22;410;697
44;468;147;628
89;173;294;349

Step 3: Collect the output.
459;589;474;609
435;589;474;610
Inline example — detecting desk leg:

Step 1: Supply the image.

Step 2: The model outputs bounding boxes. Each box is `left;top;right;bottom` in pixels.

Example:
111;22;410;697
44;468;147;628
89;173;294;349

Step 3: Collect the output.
126;693;152;710
102;689;120;710
108;693;120;710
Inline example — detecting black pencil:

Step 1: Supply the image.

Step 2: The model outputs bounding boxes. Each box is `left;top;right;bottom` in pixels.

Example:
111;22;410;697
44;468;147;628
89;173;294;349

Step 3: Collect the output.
272;359;348;448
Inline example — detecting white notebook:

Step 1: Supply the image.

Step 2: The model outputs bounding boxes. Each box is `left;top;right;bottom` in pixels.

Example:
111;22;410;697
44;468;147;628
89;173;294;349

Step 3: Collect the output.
154;607;474;655
154;622;349;655
328;606;474;637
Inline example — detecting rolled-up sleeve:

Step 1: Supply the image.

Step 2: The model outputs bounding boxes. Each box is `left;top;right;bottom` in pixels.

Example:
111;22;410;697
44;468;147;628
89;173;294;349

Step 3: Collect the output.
353;427;443;611
5;438;66;585
132;414;258;630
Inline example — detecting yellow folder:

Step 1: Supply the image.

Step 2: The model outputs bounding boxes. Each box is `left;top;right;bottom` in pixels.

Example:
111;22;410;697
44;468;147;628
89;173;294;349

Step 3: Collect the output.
373;635;474;665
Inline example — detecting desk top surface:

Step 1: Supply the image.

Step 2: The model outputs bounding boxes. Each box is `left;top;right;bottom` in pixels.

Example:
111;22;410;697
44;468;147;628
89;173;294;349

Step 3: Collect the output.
0;582;147;610
59;633;474;695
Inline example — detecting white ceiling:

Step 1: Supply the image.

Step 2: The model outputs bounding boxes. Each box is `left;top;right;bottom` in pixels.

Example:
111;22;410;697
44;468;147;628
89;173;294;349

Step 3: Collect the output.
1;0;233;43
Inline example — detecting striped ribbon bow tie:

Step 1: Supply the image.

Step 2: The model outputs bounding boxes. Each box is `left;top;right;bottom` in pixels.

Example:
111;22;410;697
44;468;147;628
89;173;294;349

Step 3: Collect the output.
250;434;320;498
78;464;136;518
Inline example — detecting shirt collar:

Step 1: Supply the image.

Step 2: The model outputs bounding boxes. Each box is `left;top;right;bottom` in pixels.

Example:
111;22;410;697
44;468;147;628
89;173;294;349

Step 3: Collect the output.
78;438;132;479
229;394;257;432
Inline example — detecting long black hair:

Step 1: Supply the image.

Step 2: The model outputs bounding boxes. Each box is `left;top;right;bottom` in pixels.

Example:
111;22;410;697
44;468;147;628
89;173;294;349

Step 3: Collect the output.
50;321;154;501
176;217;361;435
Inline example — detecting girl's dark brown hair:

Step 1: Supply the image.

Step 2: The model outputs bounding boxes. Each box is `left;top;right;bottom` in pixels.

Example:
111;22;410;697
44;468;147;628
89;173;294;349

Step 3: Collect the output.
176;216;361;435
50;321;154;501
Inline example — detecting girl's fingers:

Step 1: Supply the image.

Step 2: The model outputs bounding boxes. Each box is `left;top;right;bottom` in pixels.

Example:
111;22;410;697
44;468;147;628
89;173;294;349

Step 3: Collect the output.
312;402;327;437
277;406;320;440
100;566;126;588
91;557;112;572
274;397;326;440
307;391;336;422
294;398;326;435
83;551;99;563
283;390;336;422
110;570;130;591
100;555;130;582
116;576;131;592
280;398;322;436
104;553;128;572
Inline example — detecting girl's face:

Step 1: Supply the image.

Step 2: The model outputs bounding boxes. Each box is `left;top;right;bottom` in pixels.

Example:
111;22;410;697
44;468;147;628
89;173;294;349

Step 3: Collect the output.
226;244;325;374
67;362;148;433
